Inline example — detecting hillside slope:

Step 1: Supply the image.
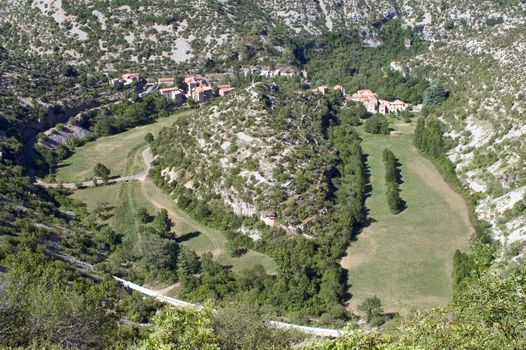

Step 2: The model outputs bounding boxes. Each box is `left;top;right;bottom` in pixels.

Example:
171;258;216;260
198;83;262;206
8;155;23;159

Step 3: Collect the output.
408;24;526;256
2;1;523;71
151;83;338;237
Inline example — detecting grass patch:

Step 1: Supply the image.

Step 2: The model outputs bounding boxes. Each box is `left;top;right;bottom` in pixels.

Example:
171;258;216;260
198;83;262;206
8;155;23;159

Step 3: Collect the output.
56;111;191;182
71;180;277;275
342;119;472;313
140;179;277;274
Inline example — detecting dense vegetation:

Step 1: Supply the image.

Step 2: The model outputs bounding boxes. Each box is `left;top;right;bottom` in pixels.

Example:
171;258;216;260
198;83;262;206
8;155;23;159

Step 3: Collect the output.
1;1;525;348
364;115;390;135
148;83;364;324
35;92;174;178
303;22;430;104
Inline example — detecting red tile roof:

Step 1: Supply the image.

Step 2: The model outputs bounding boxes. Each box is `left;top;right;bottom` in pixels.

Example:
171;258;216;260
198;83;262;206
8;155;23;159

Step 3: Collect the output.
160;87;178;93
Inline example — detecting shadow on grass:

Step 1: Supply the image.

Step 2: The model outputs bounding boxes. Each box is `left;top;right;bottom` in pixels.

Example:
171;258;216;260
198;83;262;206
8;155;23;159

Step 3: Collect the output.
395;157;407;213
176;231;201;243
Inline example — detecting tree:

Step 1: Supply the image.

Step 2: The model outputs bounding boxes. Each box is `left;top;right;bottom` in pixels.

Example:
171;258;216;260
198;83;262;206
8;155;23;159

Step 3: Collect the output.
93;163;110;182
44;150;58;174
386;183;402;214
358;296;385;326
153;208;171;237
177;248;201;279
137;305;220;350
0;249;117;349
144;132;154;143
423;82;448;108
382;148;403;214
135;231;178;280
136;207;152;224
212;303;301;350
364;115;389;134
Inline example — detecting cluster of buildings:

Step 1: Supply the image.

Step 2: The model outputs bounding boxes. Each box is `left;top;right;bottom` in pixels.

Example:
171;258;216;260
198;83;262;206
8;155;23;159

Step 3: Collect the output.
239;66;306;79
348;89;408;114
111;72;234;105
313;85;409;115
111;70;407;115
313;85;346;96
159;75;234;104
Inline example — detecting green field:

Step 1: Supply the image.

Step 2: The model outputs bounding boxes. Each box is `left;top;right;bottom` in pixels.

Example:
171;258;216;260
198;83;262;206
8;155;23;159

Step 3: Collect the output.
66;110;277;274
341;120;473;313
57;111;190;182
71;180;277;274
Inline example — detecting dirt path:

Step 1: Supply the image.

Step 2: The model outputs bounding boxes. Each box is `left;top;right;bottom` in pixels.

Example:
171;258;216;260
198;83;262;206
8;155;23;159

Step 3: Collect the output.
154;282;180;296
139;180;223;259
39;146;224;259
36;148;154;189
341;147;473;272
341;134;474;313
407;147;474;235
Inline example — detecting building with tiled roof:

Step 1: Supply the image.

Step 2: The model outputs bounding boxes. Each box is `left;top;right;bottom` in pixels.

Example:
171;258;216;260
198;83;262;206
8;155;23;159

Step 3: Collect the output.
191;85;213;103
218;84;233;96
160;87;184;105
158;77;175;86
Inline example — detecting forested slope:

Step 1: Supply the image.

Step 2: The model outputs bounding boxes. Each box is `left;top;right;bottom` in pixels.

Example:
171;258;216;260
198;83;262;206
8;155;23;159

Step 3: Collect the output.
152;83;339;237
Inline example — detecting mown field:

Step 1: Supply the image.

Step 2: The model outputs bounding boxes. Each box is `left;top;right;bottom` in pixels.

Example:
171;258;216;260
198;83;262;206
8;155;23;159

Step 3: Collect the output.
67;111;277;274
341;120;472;313
71;180;277;274
56;111;190;182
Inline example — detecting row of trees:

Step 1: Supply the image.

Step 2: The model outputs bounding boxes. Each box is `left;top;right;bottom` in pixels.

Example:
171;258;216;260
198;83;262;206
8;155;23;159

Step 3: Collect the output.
382;149;403;214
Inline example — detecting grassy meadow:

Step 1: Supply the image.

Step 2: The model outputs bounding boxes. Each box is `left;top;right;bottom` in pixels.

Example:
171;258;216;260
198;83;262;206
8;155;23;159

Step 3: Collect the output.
66;109;277;274
341;119;473;313
56;111;190;182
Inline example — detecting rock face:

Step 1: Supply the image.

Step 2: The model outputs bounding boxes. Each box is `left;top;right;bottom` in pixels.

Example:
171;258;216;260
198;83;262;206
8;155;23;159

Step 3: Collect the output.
3;1;523;70
407;22;526;256
152;83;338;236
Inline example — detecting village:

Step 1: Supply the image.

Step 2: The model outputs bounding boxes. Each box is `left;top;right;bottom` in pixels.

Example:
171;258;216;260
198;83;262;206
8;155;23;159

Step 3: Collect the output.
313;85;410;114
110;67;410;115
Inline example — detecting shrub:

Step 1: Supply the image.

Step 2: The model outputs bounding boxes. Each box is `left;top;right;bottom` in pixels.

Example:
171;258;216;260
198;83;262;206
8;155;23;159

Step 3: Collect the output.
364;115;389;134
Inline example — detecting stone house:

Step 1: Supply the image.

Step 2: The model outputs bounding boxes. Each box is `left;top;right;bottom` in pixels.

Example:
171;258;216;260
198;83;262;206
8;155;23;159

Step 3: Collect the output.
349;89;378;113
121;73;140;85
191;85;214;103
218;84;233;96
158;77;175;86
160;87;184;105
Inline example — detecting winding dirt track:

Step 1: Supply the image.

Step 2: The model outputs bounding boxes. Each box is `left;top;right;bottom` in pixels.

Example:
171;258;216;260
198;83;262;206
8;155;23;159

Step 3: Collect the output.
139;178;223;259
35;147;224;259
35;148;153;189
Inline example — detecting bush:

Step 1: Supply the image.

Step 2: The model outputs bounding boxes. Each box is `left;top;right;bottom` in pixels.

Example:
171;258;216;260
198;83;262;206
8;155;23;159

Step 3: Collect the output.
423;82;448;108
358;296;385;326
144;132;154;143
364;115;389;134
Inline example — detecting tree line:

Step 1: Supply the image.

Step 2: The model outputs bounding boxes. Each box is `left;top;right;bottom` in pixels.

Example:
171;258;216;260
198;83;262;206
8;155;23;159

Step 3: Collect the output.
382;148;403;214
